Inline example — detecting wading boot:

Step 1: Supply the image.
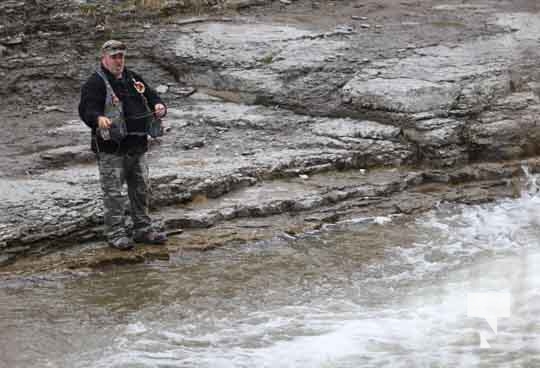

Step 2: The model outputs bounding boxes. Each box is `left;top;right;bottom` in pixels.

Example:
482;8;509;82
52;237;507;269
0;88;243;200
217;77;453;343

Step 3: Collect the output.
108;236;135;250
133;231;168;245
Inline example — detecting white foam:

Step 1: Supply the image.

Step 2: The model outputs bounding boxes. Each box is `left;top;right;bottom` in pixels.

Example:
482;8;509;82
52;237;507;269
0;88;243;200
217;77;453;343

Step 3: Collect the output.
125;322;147;335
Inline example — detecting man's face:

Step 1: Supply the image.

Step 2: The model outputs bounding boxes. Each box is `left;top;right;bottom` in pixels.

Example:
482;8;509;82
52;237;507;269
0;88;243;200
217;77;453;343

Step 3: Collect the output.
102;53;125;77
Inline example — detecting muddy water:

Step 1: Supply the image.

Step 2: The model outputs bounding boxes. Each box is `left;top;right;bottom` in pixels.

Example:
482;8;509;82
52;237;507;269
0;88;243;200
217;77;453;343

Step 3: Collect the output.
2;182;540;367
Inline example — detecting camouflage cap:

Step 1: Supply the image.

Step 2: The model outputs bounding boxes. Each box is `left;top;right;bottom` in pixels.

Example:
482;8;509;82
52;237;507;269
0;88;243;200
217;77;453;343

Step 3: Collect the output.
101;40;127;56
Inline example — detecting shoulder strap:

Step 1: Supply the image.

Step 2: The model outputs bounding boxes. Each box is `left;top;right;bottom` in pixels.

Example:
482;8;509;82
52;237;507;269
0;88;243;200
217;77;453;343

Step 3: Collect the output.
96;68;118;102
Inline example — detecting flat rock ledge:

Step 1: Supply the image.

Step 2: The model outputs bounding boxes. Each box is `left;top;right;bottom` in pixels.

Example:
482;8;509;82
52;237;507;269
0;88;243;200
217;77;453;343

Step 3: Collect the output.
0;153;534;276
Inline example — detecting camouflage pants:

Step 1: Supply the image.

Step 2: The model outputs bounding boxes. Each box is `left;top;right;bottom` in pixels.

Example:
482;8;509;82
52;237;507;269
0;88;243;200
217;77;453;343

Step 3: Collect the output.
97;152;152;242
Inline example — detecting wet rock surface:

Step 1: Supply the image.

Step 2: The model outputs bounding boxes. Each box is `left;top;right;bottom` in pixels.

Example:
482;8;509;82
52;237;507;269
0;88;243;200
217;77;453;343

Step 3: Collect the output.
2;0;540;275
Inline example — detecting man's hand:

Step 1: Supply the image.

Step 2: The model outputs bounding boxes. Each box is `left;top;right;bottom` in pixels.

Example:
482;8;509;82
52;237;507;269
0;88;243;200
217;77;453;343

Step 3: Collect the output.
97;116;112;129
154;103;166;118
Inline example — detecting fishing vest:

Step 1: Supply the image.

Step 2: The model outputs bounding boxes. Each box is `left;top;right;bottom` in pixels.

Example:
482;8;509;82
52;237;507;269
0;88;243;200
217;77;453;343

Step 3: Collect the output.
96;68;163;142
96;68;129;143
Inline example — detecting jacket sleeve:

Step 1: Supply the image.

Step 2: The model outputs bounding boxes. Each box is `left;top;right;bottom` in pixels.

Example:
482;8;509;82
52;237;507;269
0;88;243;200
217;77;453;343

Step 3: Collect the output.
78;74;106;130
132;71;167;118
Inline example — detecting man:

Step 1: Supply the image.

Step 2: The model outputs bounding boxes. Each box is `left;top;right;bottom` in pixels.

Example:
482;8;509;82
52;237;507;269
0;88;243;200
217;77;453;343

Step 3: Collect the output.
79;40;167;250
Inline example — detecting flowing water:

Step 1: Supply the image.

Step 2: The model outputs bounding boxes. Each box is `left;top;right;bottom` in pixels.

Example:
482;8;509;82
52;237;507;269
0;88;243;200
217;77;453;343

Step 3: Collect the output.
2;173;540;367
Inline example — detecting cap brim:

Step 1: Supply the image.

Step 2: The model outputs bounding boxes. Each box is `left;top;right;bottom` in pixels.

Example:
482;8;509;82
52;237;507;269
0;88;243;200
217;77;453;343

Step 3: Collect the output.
106;50;126;56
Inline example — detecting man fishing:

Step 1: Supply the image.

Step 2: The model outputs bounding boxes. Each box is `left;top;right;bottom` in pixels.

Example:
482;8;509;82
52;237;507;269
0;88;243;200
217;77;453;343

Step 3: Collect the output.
78;40;168;250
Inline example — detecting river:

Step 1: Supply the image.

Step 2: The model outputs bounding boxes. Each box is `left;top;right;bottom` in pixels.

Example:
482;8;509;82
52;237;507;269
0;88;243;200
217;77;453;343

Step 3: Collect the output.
2;172;540;367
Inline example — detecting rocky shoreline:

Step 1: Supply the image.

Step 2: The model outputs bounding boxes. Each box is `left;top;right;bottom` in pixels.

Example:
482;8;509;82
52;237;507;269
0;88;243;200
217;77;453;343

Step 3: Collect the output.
2;0;540;275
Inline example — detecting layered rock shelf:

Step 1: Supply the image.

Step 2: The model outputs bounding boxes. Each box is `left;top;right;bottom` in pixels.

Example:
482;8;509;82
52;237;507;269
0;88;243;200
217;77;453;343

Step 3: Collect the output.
2;0;540;274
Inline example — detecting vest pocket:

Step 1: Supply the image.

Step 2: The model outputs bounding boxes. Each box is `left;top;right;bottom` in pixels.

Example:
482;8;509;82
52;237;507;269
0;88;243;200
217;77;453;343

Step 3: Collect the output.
147;117;163;138
109;116;128;142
